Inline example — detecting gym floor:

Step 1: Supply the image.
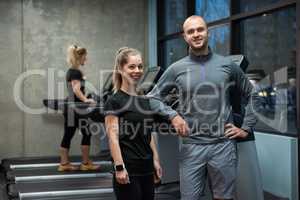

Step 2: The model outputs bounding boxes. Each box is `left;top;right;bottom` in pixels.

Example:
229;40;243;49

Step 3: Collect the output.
0;167;9;200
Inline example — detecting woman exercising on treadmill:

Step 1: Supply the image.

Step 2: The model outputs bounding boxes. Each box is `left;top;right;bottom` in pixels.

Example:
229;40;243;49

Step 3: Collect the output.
58;44;100;171
104;47;187;200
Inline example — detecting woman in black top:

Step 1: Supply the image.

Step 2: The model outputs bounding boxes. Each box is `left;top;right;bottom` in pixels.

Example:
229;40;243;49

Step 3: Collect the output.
104;47;187;200
58;45;100;171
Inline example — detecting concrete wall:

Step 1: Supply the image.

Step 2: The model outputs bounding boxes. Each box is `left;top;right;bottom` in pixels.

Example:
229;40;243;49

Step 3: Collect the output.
0;0;148;159
0;0;24;159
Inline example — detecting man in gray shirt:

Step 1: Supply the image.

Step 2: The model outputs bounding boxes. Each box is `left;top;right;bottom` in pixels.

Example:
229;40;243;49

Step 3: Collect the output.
149;15;258;200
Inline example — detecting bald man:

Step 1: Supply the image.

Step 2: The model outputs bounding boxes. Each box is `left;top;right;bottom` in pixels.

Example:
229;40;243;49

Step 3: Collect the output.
149;16;258;200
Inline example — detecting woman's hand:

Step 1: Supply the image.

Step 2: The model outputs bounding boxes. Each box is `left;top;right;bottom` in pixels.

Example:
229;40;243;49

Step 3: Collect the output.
84;98;96;105
115;169;130;184
153;159;162;184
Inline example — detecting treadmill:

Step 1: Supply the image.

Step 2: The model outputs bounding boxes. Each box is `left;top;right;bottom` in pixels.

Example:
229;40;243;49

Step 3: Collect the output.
4;154;114;200
4;73;115;200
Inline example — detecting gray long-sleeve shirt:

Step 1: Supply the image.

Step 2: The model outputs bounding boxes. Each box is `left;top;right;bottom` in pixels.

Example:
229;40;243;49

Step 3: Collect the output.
148;50;258;144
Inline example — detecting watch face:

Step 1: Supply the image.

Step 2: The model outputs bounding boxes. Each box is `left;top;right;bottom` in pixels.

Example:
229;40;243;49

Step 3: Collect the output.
115;164;124;171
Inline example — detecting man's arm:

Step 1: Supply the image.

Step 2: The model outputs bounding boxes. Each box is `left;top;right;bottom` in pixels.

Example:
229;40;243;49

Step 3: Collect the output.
147;65;178;120
149;97;189;137
225;64;259;139
148;66;189;137
149;97;177;120
148;66;177;101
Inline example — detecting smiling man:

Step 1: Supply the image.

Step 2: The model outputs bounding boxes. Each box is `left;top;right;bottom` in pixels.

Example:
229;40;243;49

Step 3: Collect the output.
149;15;258;200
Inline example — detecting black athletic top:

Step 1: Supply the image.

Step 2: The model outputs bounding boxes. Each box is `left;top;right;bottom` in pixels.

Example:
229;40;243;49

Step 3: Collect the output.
66;68;85;102
104;90;157;176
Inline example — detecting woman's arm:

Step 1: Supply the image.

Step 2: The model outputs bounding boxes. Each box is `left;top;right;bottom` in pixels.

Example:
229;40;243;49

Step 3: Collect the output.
105;115;123;165
105;115;129;184
71;80;94;103
150;134;162;182
150;134;159;162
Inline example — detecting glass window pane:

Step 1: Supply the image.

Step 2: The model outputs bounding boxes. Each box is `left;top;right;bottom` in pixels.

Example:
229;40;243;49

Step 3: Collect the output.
239;7;296;135
162;0;187;36
208;24;230;56
195;0;230;22
239;0;281;13
161;37;188;69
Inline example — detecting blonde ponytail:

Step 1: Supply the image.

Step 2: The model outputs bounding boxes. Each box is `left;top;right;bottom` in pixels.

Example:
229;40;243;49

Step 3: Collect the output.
67;44;87;68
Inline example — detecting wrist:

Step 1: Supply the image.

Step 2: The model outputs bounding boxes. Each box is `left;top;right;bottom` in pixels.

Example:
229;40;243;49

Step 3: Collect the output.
83;98;89;103
169;112;178;121
240;128;249;138
153;157;160;162
114;163;125;172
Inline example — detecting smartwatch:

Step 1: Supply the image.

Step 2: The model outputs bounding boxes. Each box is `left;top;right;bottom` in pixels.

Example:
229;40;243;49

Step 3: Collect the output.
114;163;125;172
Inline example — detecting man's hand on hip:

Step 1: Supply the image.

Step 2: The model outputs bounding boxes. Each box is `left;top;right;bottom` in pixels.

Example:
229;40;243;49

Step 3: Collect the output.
224;123;248;139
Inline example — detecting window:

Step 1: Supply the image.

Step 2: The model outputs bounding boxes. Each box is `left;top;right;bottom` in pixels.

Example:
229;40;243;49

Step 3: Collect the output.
239;7;296;134
157;0;190;69
160;37;188;69
160;0;187;36
195;0;229;22
208;24;230;56
238;0;282;13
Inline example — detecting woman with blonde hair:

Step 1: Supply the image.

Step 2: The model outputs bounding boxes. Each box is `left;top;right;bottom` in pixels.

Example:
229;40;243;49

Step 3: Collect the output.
58;44;100;171
104;47;188;200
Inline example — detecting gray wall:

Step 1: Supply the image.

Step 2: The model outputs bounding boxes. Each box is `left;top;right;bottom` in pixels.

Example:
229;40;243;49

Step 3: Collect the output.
0;0;148;159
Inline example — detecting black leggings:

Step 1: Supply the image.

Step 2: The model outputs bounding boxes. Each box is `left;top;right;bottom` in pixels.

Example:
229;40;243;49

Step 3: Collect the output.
60;111;91;149
113;174;154;200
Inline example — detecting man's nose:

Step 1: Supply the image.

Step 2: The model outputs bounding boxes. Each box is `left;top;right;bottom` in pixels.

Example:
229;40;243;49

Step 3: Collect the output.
193;31;200;38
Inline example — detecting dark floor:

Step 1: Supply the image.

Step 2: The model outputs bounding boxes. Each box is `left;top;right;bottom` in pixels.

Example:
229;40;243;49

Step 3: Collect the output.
0;166;9;200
